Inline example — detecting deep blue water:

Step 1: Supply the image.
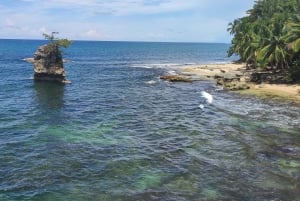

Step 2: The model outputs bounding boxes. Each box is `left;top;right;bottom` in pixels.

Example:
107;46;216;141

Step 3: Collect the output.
0;39;300;201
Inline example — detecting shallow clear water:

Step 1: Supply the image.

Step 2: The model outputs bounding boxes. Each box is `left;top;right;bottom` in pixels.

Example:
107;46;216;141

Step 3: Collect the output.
0;40;300;201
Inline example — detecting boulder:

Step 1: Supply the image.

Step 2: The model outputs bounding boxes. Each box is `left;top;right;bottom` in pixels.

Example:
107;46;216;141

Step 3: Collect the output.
33;44;66;82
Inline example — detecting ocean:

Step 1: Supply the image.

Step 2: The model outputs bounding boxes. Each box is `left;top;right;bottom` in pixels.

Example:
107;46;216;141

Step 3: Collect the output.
0;39;300;201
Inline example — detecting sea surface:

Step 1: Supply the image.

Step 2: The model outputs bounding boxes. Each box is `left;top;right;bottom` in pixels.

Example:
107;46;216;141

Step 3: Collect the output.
0;39;300;201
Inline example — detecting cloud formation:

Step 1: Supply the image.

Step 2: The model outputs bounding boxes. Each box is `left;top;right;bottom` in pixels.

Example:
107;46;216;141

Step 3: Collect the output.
35;0;199;15
0;0;255;42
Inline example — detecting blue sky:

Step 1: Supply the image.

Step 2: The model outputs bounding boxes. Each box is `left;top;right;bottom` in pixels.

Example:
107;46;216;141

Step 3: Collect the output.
0;0;255;42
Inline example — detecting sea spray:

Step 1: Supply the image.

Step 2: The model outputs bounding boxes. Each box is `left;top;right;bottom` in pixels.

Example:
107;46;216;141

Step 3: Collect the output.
199;91;213;109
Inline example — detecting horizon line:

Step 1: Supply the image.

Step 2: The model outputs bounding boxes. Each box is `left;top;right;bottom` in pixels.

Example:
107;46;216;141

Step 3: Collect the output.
0;38;231;44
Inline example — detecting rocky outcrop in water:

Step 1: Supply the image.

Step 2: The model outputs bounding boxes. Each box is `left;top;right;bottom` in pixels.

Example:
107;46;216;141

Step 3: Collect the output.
33;44;66;82
160;75;193;82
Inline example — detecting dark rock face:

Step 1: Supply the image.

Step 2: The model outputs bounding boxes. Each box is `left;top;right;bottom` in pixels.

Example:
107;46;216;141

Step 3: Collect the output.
33;44;66;82
250;71;285;84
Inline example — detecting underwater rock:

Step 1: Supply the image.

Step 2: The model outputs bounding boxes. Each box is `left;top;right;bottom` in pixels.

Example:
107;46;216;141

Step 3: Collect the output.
32;44;66;82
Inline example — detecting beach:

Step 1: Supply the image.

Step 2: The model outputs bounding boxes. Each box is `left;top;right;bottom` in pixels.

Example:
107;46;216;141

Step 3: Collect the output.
183;63;246;78
180;63;300;104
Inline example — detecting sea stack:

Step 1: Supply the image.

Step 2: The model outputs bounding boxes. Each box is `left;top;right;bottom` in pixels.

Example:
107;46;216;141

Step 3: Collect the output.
33;44;66;82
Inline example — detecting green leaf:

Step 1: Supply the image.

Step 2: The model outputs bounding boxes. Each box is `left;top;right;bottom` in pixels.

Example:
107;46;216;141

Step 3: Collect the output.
292;38;300;52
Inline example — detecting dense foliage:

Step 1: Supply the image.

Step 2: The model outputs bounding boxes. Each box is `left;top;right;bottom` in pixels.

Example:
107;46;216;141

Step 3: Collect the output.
228;0;300;81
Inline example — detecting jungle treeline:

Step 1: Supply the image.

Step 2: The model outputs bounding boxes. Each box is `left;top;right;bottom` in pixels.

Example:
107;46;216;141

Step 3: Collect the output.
228;0;300;82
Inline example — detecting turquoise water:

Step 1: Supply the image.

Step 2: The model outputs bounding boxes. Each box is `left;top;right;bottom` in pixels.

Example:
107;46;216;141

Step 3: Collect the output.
0;40;300;201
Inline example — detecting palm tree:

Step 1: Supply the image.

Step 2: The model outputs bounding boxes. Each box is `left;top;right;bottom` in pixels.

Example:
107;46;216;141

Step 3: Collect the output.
283;15;300;54
228;17;260;65
257;35;290;69
228;0;300;70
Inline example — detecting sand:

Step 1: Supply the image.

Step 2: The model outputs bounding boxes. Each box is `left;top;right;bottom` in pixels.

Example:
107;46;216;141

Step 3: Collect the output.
180;63;300;103
245;83;300;103
182;63;245;78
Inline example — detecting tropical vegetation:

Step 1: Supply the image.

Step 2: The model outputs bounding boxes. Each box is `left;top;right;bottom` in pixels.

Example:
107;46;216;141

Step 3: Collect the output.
228;0;300;82
43;32;72;53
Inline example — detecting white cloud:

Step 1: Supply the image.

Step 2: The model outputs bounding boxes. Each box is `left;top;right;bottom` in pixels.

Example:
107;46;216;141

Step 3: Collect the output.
0;0;256;41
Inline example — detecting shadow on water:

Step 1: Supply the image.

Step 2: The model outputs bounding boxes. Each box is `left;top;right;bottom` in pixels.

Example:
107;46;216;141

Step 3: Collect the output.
32;81;66;126
33;81;65;111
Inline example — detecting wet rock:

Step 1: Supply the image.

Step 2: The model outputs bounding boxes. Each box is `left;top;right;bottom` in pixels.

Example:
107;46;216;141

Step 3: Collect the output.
160;75;192;82
217;77;250;90
32;44;66;82
214;74;224;79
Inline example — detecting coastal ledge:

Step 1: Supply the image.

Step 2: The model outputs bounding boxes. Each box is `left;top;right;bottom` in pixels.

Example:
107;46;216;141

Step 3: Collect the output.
174;63;300;104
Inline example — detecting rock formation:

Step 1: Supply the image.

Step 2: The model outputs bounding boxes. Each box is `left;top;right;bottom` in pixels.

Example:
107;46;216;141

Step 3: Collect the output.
160;75;193;82
33;44;66;82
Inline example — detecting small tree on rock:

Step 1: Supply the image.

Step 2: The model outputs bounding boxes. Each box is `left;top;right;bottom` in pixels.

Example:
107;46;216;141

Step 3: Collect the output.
43;32;72;53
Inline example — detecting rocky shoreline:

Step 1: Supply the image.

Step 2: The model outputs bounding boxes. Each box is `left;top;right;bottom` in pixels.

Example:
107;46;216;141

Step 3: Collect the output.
160;63;300;104
182;63;251;90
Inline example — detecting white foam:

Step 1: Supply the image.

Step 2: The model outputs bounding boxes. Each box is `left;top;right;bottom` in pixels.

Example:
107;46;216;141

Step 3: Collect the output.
167;70;177;75
198;104;205;109
130;63;190;69
201;91;213;104
131;65;153;69
146;80;157;85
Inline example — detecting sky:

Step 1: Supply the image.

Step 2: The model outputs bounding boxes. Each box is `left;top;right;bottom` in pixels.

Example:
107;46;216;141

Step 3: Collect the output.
0;0;255;43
